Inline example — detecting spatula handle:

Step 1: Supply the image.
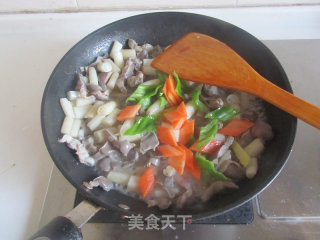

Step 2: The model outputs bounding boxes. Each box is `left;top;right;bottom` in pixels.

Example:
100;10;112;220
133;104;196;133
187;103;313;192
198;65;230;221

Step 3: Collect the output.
258;78;320;129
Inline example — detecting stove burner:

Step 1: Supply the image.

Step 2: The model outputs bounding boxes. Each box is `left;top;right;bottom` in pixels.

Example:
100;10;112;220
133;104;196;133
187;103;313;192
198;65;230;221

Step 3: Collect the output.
74;192;254;224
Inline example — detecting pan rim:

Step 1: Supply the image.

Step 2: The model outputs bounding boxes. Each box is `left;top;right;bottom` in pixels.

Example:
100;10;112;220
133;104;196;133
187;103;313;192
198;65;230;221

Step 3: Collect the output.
41;11;297;220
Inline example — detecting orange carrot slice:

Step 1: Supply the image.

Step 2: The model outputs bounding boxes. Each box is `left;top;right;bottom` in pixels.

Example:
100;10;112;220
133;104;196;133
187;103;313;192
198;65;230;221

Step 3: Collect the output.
163;74;182;106
157;145;184;157
187;161;201;180
190;139;223;154
218;119;254;136
179;120;194;145
179;145;193;170
178;145;200;179
176;101;187;115
157;125;178;146
117;105;141;121
164;114;186;129
163;102;187;130
139;166;155;199
168;149;186;175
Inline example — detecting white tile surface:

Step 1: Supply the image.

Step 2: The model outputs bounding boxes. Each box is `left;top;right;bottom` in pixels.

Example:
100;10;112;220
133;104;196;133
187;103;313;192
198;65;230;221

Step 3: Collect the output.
76;0;236;10
0;6;319;240
210;5;320;40
238;0;320;7
0;0;77;12
39;166;76;228
0;33;53;239
0;0;319;13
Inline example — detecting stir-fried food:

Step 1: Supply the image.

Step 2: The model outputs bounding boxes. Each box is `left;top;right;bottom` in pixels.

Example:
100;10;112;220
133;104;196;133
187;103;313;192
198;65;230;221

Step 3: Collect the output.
59;39;273;209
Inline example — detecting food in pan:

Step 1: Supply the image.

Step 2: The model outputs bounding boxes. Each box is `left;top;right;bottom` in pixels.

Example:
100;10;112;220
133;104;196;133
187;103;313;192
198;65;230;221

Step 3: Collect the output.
59;39;273;209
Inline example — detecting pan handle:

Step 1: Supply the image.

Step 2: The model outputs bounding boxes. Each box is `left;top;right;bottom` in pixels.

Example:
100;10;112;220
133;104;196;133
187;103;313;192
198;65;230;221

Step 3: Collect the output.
28;216;82;240
28;200;101;240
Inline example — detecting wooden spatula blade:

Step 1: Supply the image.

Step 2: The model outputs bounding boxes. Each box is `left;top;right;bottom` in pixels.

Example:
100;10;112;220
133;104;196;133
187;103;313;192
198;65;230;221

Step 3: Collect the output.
152;32;259;94
151;32;320;130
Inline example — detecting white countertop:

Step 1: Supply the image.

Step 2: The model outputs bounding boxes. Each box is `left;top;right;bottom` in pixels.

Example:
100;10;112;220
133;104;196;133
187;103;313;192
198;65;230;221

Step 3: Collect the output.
0;6;319;240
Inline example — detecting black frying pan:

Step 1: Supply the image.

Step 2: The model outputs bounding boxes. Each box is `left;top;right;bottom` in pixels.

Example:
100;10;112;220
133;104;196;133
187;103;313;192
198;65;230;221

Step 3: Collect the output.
33;12;296;239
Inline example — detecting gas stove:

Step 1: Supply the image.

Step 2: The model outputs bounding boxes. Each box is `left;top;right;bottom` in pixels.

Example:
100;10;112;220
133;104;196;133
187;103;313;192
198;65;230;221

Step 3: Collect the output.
39;39;320;240
74;192;254;225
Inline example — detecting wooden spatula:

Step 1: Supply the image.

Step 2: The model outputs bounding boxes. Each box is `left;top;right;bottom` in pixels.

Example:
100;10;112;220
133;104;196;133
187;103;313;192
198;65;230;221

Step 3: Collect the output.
151;32;320;129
